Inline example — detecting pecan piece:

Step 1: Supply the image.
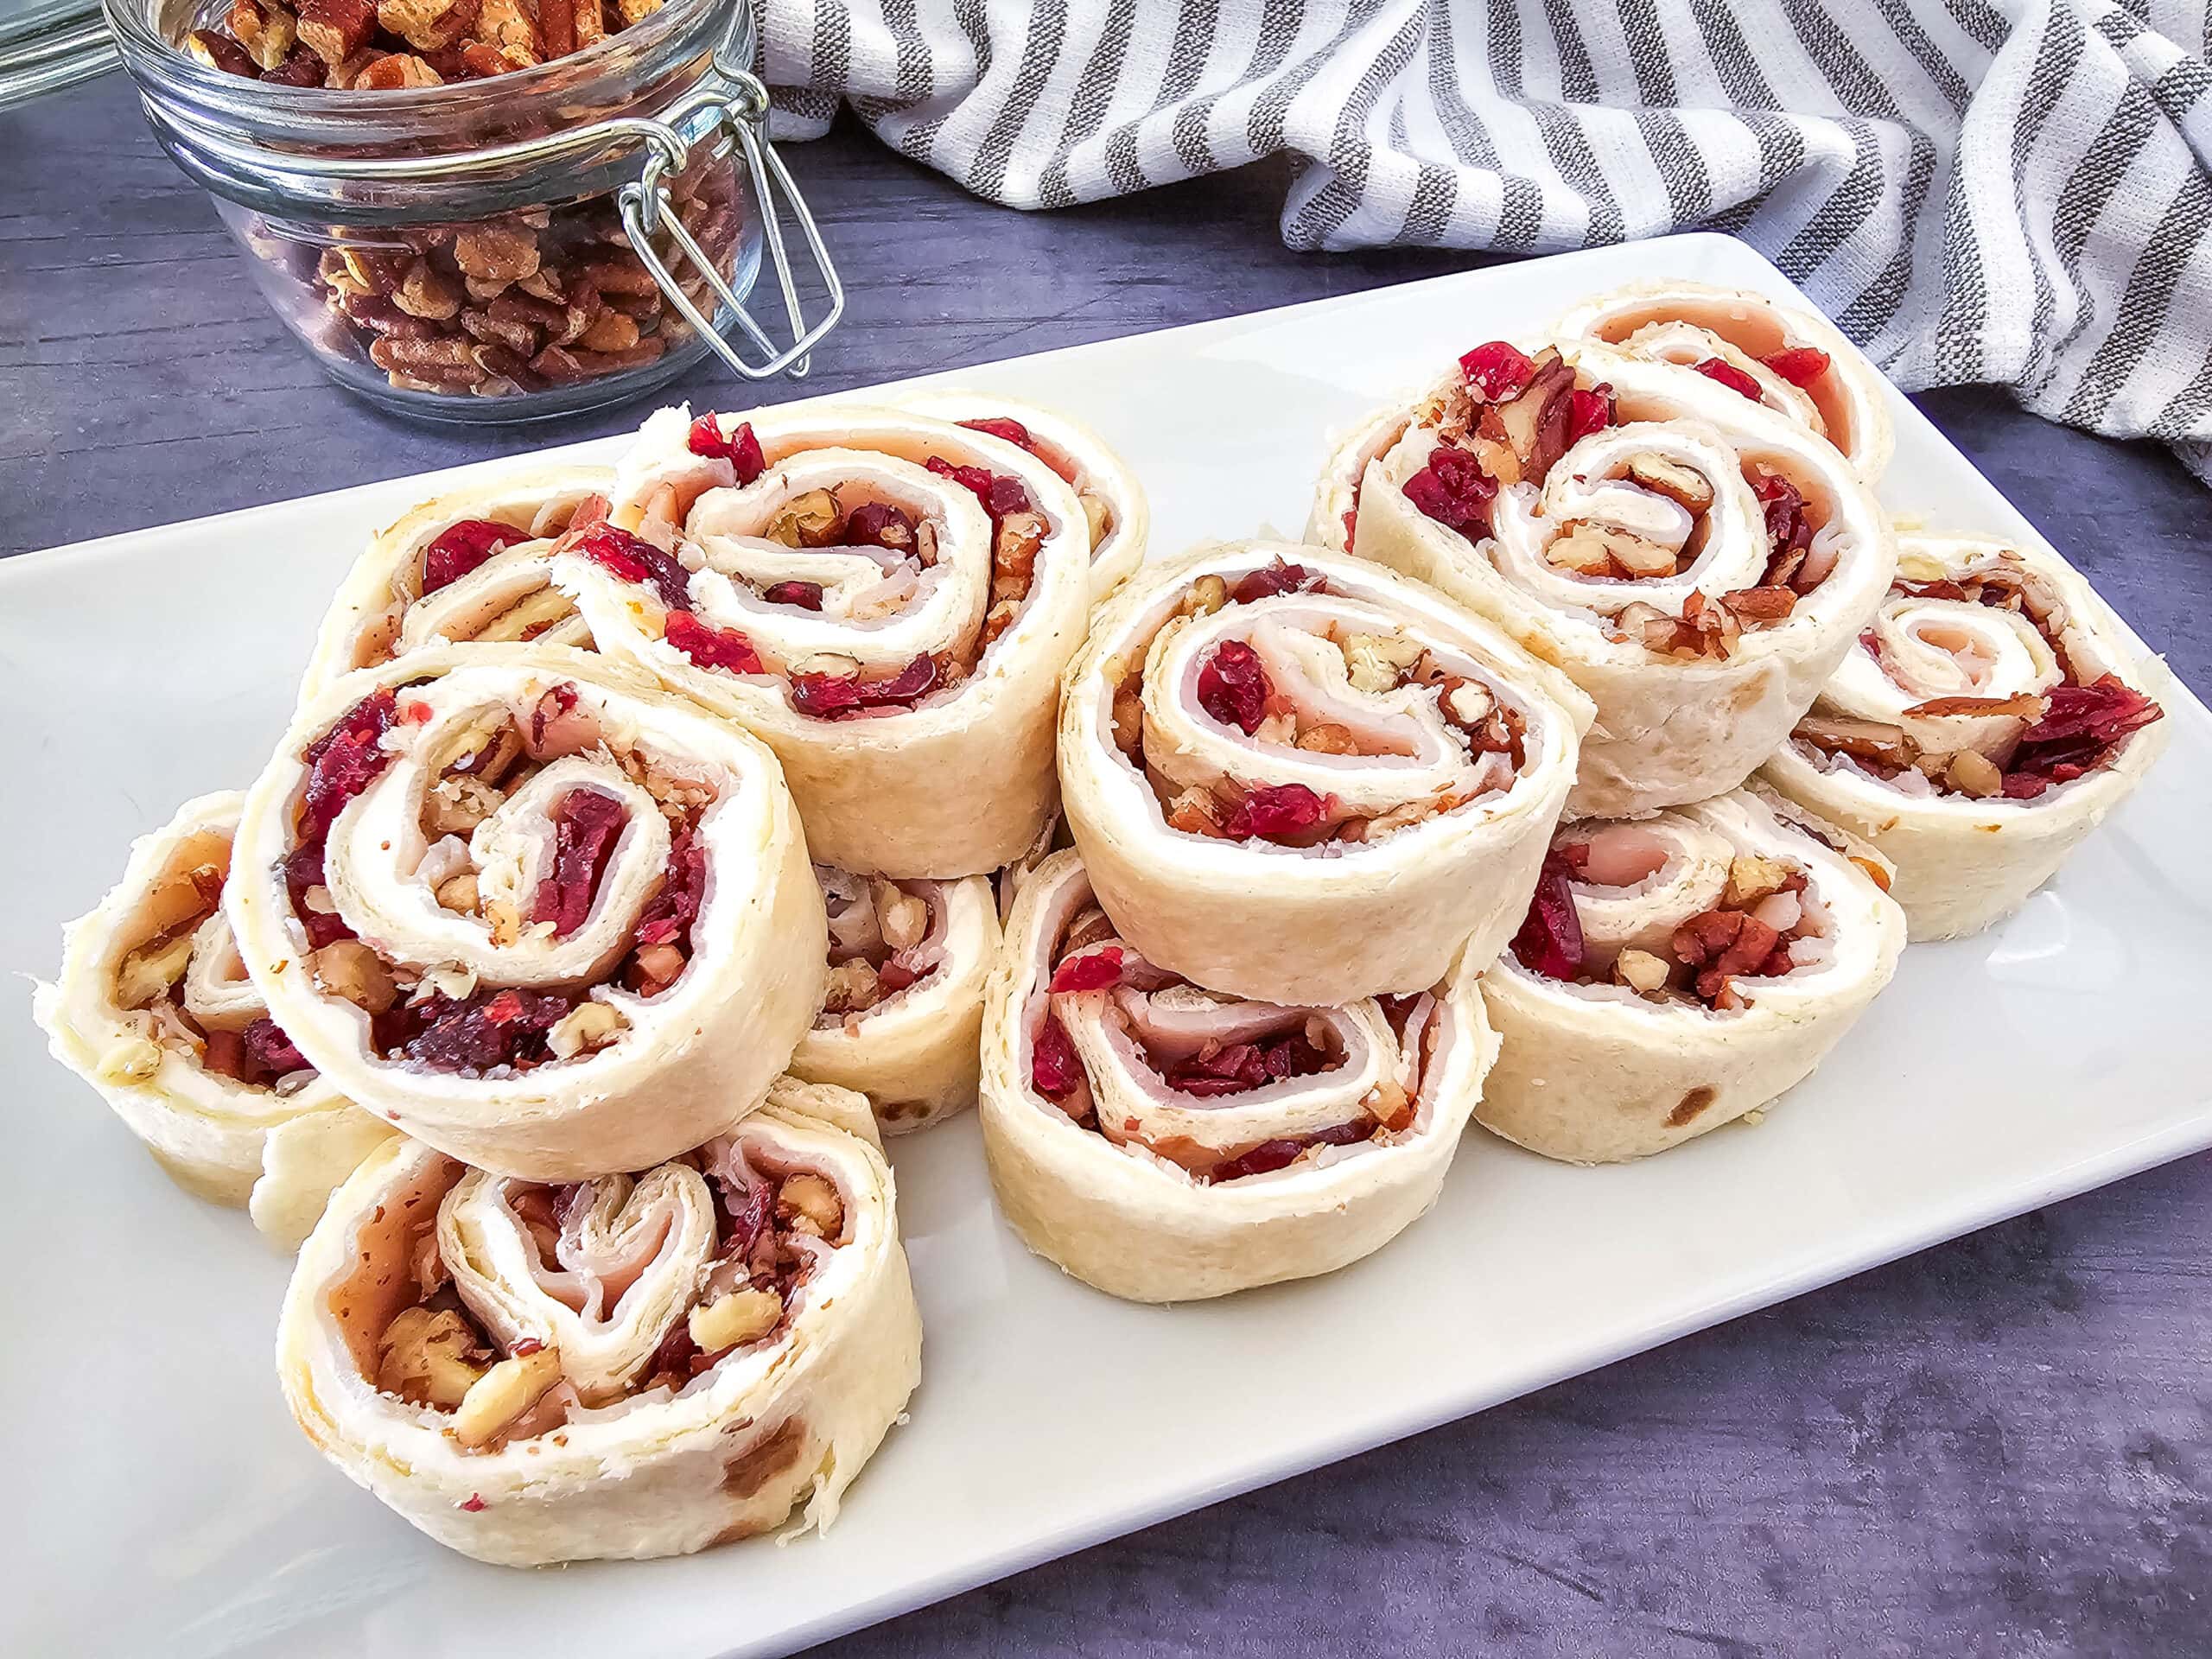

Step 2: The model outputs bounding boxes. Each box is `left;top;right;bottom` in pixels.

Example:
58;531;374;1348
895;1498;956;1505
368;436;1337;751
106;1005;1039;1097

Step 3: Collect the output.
296;0;377;66
376;0;477;50
452;223;541;284
391;257;462;321
353;52;443;87
228;0;298;70
473;0;541;66
186;29;260;74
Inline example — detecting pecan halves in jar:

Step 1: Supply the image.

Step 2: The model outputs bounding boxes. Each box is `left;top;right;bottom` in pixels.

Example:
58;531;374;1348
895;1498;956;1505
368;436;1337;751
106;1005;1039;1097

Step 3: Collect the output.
1056;540;1591;1007
554;404;1097;877
1477;785;1904;1163
1329;331;1896;817
227;652;827;1179
276;1080;920;1564
32;791;395;1246
977;849;1500;1302
1761;531;2172;941
299;473;614;696
789;867;1002;1136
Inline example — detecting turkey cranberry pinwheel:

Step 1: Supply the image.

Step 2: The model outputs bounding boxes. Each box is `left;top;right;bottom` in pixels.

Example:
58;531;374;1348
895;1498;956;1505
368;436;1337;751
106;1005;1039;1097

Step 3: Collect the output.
1058;540;1590;1006
301;471;615;699
1319;338;1895;817
35;791;394;1249
277;1077;920;1567
898;391;1150;599
554;404;1093;876
980;850;1497;1302
1478;786;1904;1164
1760;532;2171;940
1552;280;1892;481
228;648;825;1181
790;866;1001;1135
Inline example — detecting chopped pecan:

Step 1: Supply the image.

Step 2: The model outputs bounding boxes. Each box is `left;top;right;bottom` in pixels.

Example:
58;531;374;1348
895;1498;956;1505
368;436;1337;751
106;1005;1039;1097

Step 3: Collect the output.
228;0;298;69
452;223;541;285
296;0;377;65
353;51;442;86
376;0;477;49
187;29;261;73
473;0;540;64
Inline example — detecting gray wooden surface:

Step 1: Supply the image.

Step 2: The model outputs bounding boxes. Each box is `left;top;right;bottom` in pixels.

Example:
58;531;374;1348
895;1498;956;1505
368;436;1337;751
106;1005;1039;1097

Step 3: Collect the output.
6;78;2210;1659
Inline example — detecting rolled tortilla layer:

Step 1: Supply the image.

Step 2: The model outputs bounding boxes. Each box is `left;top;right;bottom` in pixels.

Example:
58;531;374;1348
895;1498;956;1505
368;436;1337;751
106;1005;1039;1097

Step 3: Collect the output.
1760;531;2171;939
1332;339;1895;817
1476;786;1904;1163
791;865;1001;1135
301;471;615;699
898;390;1150;599
1059;539;1591;1005
276;1077;921;1567
35;791;395;1249
556;403;1093;876
230;647;826;1180
980;850;1497;1302
1552;279;1894;481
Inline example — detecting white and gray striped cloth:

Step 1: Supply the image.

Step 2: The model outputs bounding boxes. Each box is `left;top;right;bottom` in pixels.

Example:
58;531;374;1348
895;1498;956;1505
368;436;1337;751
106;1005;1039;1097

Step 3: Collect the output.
760;0;2212;479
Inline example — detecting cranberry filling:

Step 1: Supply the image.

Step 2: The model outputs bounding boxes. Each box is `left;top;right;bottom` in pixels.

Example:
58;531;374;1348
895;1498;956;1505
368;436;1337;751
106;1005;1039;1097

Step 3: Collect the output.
1048;947;1124;993
1459;340;1538;401
283;842;353;950
2001;676;2164;798
421;520;517;594
1230;559;1329;604
1209;1120;1372;1183
958;416;1037;451
1402;442;1498;539
664;609;765;674
925;456;1033;525
1762;347;1831;388
791;652;938;720
687;414;766;485
1196;639;1271;734
1692;357;1764;400
382;986;575;1074
634;825;707;949
1751;469;1815;567
1159;1027;1332;1096
1222;783;1329;841
1509;845;1587;980
842;502;918;551
575;524;693;613
761;581;824;610
298;689;400;849
1031;1014;1081;1098
531;790;626;938
203;1016;313;1087
1567;383;1618;443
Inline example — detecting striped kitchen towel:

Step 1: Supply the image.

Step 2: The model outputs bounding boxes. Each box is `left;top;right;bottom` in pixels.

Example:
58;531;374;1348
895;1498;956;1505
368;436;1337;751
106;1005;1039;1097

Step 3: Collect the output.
760;0;2212;480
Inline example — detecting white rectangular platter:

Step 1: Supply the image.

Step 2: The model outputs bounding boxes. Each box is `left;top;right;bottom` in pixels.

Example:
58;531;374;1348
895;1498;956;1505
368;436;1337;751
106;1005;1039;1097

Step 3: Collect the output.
3;232;2207;1659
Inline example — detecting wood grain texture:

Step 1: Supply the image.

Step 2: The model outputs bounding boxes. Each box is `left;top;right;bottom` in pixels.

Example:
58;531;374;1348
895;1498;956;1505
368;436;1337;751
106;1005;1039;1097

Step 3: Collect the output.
4;80;2208;1659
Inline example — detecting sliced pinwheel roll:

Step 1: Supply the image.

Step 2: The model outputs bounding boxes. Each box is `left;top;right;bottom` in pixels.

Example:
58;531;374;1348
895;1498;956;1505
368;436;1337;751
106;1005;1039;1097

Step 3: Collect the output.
1058;540;1590;1006
1320;339;1895;817
1477;786;1904;1163
980;850;1497;1302
899;391;1150;599
1759;532;2171;939
228;648;826;1181
35;791;396;1249
1552;279;1893;481
554;404;1093;877
276;1077;921;1567
790;865;1001;1135
301;471;615;698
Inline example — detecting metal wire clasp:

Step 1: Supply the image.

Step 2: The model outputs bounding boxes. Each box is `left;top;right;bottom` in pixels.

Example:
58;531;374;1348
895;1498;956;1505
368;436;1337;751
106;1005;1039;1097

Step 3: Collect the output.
619;61;842;381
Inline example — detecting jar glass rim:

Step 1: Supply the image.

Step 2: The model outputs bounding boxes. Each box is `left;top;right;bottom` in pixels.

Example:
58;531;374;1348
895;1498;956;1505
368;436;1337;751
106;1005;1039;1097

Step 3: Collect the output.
102;0;750;125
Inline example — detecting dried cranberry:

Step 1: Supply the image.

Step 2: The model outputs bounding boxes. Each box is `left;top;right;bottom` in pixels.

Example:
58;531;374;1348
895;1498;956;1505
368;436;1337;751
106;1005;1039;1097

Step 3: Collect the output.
1163;1028;1330;1097
459;1495;486;1514
876;957;921;994
389;986;574;1073
1049;947;1124;993
282;842;353;949
241;1018;309;1083
1510;848;1586;980
761;581;824;610
420;519;515;594
1230;559;1328;604
925;456;1033;525
1692;357;1764;400
842;502;917;551
574;524;693;613
2019;676;2162;747
530;682;577;753
1762;347;1832;387
959;416;1037;451
1402;442;1498;539
715;1175;772;1262
790;652;938;720
1210;1120;1370;1182
1459;340;1538;401
664;609;764;674
1031;1014;1081;1099
1567;384;1618;443
298;690;398;848
1222;783;1328;841
1750;468;1815;562
1196;639;1271;735
687;415;766;485
635;826;706;949
531;790;627;938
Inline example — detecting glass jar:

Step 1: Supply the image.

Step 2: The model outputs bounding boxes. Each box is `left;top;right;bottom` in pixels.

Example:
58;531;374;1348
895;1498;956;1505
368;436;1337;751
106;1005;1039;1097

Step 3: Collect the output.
102;0;841;423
